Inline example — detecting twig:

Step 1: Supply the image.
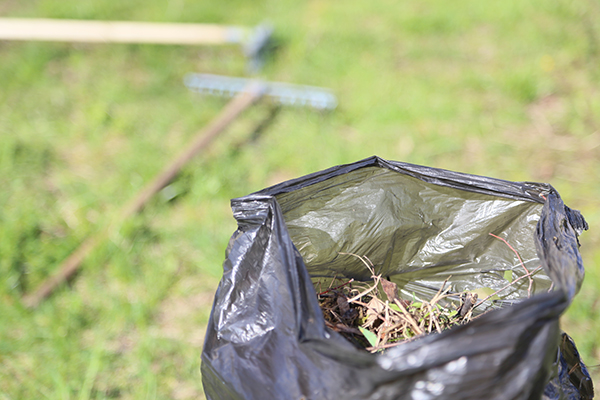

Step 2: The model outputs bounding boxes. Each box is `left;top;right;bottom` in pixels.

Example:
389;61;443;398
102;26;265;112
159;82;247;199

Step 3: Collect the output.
325;320;362;335
317;279;354;296
347;280;380;303
430;276;452;304
426;303;443;334
489;233;534;297
338;252;381;303
366;342;404;352
472;266;543;310
338;252;375;276
393;298;424;336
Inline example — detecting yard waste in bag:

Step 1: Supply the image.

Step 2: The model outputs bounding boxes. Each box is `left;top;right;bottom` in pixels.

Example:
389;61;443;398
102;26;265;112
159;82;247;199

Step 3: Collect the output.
202;156;594;400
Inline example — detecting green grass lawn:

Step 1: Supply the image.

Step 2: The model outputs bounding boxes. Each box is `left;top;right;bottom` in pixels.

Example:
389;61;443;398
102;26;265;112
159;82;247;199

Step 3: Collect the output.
1;0;600;398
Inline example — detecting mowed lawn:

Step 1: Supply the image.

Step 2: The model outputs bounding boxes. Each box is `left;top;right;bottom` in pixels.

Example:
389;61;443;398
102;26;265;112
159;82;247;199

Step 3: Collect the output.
1;0;599;398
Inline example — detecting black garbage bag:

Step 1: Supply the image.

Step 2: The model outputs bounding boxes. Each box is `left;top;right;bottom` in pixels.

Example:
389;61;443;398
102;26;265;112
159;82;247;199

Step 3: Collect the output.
202;156;594;399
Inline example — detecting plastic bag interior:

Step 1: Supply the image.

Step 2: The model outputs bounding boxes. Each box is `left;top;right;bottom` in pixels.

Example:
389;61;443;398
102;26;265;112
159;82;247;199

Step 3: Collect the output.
273;164;550;311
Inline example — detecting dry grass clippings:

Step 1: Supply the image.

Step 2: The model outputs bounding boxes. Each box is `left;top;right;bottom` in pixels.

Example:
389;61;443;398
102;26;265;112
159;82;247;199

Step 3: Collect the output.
317;276;470;352
316;252;543;353
316;254;474;353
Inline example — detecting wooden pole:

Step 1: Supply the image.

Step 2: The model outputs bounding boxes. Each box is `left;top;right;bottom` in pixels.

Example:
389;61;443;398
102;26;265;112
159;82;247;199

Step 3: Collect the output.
22;84;264;309
0;18;246;45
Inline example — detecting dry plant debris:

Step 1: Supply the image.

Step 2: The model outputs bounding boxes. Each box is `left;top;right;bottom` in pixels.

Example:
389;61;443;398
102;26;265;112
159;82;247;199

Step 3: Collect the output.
317;252;543;353
316;254;471;353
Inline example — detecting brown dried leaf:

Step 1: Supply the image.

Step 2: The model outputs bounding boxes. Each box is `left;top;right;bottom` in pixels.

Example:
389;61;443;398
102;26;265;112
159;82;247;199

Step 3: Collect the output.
380;278;398;302
337;294;350;314
363;297;385;328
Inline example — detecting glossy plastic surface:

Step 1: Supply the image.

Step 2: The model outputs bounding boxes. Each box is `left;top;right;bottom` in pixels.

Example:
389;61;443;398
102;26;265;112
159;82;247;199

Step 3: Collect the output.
202;156;593;400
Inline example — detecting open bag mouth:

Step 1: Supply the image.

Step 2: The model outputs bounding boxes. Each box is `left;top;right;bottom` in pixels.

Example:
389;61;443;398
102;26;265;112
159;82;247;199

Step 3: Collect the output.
202;156;593;400
272;164;550;309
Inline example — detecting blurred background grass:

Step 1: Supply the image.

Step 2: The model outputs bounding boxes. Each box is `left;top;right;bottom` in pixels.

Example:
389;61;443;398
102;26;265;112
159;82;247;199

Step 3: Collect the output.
1;0;599;398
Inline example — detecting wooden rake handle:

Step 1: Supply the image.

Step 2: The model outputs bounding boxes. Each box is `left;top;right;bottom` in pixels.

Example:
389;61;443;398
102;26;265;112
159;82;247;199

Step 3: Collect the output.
22;84;264;309
0;18;246;45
